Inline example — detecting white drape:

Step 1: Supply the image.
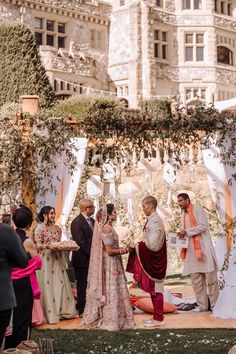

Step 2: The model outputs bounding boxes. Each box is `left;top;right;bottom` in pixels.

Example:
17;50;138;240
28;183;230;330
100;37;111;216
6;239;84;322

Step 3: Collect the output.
203;135;236;319
35;154;64;211
60;138;87;240
202;136;236;268
35;138;87;240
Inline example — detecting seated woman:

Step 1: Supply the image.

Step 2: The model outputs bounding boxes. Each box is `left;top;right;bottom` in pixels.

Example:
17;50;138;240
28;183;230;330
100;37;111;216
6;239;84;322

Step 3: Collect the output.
34;206;76;324
83;204;135;331
5;206;41;349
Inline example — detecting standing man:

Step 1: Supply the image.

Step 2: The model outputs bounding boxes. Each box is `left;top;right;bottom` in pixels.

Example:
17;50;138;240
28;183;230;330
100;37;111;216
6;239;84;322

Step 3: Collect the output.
177;193;219;311
127;196;167;327
71;199;95;316
0;223;28;349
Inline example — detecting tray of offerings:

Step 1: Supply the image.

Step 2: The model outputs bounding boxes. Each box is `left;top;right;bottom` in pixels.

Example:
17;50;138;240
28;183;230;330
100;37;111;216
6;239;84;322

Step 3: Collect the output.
47;240;80;251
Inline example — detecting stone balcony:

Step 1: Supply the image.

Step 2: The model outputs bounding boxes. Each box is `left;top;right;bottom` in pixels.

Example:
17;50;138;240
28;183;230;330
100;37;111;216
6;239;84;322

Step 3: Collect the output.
214;13;236;31
39;46;96;77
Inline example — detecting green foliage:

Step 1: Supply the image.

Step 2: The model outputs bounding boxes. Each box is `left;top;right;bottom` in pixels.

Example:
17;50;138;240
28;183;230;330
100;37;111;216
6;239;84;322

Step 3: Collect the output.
0;107;76;197
84;97;124;139
1;95;236;203
0;24;55;108
53;94;95;121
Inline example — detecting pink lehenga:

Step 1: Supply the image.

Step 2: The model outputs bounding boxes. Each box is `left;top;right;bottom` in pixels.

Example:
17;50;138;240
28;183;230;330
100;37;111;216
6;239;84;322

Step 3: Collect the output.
82;210;135;331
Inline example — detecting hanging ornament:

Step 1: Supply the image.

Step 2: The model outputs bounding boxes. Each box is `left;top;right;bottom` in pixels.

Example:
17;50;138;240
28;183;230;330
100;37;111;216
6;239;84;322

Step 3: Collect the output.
87;175;104;214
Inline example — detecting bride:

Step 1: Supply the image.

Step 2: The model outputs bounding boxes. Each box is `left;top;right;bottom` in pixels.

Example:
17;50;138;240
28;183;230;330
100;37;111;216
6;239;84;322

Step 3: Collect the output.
82;203;135;331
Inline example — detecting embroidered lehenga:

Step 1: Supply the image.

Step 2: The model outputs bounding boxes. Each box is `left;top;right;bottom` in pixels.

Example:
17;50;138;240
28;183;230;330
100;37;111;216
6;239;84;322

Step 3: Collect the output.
82;213;135;331
34;224;76;324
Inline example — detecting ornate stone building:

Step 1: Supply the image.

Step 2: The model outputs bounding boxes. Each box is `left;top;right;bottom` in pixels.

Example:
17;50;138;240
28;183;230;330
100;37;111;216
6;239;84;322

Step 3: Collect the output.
0;0;236;107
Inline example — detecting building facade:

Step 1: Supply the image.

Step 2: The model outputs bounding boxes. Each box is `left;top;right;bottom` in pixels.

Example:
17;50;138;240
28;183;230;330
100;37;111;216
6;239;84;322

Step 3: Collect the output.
0;0;236;107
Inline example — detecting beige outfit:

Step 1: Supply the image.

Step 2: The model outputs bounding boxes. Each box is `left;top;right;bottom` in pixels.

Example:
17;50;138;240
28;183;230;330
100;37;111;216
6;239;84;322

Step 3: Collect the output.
143;211;166;292
182;205;219;310
34;224;76;324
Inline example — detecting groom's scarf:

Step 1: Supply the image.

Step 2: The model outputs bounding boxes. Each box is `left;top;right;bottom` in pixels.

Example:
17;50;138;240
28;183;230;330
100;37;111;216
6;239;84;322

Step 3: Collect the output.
180;203;202;260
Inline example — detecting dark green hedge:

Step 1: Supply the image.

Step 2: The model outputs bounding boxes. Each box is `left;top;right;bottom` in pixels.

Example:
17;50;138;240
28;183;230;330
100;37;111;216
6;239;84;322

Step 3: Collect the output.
0;24;55;108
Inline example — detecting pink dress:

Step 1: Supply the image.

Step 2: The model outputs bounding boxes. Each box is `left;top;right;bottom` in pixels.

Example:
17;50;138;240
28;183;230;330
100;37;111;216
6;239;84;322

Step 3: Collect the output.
99;226;135;330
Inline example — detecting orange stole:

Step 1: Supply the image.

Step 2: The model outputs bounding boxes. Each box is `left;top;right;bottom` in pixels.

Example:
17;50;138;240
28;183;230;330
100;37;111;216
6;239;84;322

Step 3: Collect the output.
180;203;202;260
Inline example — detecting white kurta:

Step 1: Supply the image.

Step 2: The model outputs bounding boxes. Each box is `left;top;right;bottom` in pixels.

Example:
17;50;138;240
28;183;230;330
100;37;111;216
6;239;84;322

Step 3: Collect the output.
182;205;218;276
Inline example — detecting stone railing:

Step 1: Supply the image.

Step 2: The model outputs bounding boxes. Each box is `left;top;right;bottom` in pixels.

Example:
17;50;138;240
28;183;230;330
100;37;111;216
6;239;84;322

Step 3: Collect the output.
40;47;95;76
214;14;236;31
31;0;112;17
136;144;203;166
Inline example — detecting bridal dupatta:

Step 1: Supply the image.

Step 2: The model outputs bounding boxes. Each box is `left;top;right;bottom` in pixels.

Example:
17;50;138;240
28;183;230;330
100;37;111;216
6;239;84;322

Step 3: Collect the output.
82;207;107;327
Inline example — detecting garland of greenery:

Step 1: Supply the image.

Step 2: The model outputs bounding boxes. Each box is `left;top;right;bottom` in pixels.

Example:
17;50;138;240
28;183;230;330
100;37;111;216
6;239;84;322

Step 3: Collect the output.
0;96;236;203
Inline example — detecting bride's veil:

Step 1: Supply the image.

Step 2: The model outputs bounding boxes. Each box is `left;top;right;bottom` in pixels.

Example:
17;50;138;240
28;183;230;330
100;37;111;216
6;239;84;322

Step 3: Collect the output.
82;204;107;326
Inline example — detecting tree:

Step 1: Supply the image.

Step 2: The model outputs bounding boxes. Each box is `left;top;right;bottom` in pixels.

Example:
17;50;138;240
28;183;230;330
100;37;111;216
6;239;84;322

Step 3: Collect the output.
0;24;55;108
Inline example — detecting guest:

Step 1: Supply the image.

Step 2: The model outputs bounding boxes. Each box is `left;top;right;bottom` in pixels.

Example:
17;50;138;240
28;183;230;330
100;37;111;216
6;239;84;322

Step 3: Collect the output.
1;214;11;225
5;206;41;349
34;206;76;324
0;223;28;350
127;196;167;328
83;204;135;331
177;193;219;311
71;199;95;316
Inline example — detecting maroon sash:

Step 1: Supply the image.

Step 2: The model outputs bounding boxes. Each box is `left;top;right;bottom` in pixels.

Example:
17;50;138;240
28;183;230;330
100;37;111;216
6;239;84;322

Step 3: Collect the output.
126;240;167;281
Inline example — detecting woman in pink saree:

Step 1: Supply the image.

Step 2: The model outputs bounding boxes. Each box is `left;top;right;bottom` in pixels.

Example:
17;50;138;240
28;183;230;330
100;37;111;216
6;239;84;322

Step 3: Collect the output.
82;204;135;331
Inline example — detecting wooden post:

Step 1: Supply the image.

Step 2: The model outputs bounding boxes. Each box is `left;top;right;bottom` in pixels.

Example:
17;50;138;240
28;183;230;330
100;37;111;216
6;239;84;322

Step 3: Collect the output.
20;95;39;115
20;95;39;222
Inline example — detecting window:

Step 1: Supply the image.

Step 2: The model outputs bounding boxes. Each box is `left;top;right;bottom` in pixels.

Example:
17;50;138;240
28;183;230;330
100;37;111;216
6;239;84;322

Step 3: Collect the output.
154;29;168;60
215;1;233;16
34;18;43;29
156;0;163;6
90;29;103;50
119;0;125;6
185;32;204;62
217;46;233;65
185;88;206;100
34;17;66;49
183;0;191;8
183;0;202;9
46;20;54;32
58;36;65;49
35;32;43;46
58;23;65;34
46;34;54;46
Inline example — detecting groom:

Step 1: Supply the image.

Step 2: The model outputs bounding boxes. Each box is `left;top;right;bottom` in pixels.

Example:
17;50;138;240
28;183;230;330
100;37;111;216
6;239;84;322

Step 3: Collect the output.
127;196;167;327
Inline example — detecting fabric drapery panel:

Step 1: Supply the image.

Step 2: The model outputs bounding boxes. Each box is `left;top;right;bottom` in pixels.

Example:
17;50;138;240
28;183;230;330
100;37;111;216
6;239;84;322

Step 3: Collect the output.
35;138;87;240
202;134;236;269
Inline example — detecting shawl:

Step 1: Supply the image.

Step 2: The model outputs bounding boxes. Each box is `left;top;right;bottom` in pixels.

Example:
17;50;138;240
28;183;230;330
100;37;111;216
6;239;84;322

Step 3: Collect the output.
12;255;42;299
180;203;202;260
126;240;167;281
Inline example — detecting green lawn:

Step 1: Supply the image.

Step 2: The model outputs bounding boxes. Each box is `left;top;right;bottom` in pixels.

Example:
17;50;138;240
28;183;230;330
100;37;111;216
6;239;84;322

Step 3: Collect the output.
32;329;236;354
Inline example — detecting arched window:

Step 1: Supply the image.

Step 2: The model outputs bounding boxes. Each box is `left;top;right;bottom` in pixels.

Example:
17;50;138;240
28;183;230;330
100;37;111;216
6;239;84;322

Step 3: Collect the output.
217;46;233;65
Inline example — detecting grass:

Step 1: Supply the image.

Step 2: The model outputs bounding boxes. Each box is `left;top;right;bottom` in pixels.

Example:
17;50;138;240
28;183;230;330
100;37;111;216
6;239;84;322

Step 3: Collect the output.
32;329;236;354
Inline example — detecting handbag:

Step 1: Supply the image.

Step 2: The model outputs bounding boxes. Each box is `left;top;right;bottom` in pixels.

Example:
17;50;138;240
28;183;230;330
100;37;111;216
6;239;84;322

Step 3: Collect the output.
17;340;40;354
